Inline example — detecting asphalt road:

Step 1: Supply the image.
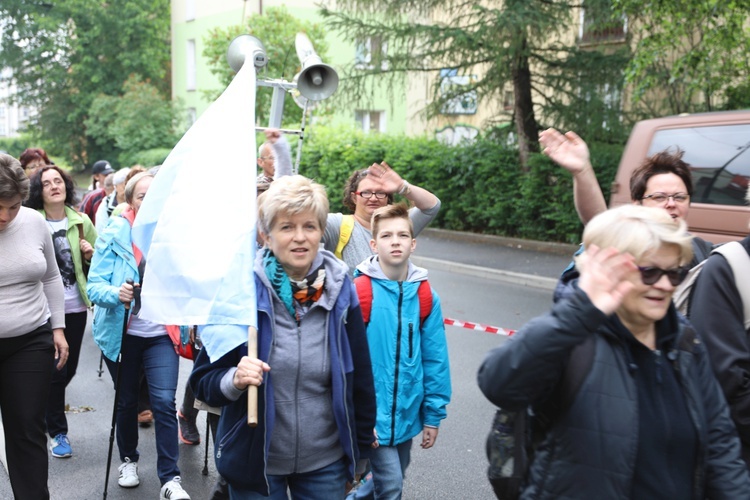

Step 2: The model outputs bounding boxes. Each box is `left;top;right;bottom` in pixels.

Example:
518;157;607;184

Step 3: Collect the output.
0;231;573;499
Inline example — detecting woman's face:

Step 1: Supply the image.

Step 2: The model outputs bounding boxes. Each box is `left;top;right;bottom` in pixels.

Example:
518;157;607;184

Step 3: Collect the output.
0;195;23;231
25;159;46;177
352;177;389;222
130;176;152;214
41;169;66;206
262;210;322;280
638;173;690;222
617;244;682;332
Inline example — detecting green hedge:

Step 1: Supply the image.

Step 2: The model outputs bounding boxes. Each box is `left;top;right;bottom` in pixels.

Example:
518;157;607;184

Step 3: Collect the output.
299;127;623;244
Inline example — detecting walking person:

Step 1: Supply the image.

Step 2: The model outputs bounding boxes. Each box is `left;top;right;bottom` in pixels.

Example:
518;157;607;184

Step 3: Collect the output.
190;175;377;498
324;162;440;273
0;153;68;499
352;203;451;499
87;172;190;500
478;205;750;498
26;165;97;458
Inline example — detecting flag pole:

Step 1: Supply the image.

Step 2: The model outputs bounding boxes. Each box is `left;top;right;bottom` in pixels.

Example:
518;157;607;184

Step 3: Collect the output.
247;326;259;427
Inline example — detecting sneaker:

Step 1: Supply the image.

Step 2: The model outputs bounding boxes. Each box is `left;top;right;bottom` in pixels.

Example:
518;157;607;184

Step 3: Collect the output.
118;458;140;488
49;434;72;458
138;409;154;427
178;410;200;445
160;476;190;500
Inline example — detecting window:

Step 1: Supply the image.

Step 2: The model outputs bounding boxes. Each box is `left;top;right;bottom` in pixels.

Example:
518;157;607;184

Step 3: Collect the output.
503;90;513;111
355;36;388;70
579;0;626;44
187;107;197;127
355;110;386;133
438;69;478;115
648;124;750;206
186;39;197;91
185;0;195;21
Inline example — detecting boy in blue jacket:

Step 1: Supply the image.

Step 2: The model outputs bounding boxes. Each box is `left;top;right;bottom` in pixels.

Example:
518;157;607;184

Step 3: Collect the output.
353;202;451;499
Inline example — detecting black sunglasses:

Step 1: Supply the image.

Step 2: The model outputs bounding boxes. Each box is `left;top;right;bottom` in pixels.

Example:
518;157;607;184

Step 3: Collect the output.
637;266;689;286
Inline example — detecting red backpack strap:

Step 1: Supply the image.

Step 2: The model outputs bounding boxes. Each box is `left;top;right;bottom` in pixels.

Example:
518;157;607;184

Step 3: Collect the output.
354;275;373;325
417;280;433;328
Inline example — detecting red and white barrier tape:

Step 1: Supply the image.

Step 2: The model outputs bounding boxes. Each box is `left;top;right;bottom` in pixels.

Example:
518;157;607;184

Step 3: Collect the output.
443;318;515;336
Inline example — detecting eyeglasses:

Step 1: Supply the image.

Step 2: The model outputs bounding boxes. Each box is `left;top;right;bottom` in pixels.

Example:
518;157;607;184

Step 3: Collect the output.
355;190;388;199
637;266;689;286
641;192;690;204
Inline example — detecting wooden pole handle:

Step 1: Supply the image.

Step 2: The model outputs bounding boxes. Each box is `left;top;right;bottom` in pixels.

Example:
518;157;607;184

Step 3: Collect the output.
247;326;259;427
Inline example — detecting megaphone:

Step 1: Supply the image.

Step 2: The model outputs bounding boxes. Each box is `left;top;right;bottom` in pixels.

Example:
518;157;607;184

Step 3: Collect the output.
226;34;268;72
295;33;339;101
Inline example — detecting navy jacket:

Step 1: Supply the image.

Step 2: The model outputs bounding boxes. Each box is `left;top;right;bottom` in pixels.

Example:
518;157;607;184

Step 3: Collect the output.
190;271;376;495
478;288;750;499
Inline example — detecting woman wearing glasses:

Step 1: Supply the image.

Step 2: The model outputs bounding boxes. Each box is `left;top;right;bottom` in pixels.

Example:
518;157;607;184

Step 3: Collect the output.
479;204;750;499
324;162;440;272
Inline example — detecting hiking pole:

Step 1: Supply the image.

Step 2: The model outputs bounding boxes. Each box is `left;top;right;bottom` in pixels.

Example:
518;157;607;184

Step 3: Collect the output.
98;353;104;377
202;411;210;475
103;278;135;500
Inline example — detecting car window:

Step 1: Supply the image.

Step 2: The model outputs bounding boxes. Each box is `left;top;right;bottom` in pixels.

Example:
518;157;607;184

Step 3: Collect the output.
648;124;750;206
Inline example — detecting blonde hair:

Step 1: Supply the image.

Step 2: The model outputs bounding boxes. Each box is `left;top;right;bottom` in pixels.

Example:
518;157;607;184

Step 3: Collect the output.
371;202;413;239
580;205;693;266
258;175;328;234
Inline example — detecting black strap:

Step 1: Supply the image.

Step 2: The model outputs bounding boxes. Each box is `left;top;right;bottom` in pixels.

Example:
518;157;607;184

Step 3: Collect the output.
535;335;596;430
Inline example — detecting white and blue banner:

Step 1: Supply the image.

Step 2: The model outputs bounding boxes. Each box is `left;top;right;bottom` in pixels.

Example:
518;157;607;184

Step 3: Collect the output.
132;60;258;362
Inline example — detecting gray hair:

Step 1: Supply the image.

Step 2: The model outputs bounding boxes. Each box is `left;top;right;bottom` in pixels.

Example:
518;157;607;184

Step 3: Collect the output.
579;204;694;267
257;175;328;235
124;172;154;205
0;153;30;201
113;168;131;186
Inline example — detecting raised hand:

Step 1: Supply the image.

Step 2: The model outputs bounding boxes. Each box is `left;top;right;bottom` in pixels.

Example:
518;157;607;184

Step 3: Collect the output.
539;128;591;176
576;245;637;315
365;162;404;193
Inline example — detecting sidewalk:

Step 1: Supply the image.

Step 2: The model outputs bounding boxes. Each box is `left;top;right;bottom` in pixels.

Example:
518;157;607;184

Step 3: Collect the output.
414;228;578;291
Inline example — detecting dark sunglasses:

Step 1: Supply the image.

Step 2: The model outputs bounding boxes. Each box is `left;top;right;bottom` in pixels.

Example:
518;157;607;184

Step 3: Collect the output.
637;266;689;286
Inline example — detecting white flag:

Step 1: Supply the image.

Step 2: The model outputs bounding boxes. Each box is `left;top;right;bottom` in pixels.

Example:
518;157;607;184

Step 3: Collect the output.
132;60;258;362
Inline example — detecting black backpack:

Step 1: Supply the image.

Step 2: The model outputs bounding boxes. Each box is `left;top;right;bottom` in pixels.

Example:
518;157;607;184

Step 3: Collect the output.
485;336;595;500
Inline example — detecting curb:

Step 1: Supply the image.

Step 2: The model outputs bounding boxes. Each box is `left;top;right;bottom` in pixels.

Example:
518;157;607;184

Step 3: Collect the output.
421;228;579;257
411;256;558;291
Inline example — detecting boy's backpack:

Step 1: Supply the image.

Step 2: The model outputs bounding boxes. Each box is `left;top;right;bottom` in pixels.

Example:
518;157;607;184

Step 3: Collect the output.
354;274;432;328
673;241;750;328
335;215;356;260
486;335;595;500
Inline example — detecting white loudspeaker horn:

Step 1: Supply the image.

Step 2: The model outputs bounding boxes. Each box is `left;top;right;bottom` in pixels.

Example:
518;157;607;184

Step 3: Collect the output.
295;33;339;101
226;35;268;72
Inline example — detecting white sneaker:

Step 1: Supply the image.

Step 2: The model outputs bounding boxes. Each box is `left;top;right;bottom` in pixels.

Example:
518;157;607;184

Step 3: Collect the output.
160;476;190;500
117;457;140;488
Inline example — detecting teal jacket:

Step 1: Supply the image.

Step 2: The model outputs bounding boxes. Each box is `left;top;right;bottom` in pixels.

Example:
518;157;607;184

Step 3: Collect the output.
354;256;451;446
86;209;139;361
37;205;97;307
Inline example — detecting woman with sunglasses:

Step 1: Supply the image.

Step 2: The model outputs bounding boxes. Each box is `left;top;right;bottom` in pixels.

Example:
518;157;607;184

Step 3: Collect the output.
478;204;750;499
324;162;440;272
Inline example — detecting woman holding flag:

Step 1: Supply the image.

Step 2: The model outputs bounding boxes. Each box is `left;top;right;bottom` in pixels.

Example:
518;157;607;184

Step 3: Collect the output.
191;175;377;499
87;172;190;500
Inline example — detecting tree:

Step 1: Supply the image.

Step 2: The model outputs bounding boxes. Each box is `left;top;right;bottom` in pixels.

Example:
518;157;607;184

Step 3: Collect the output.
202;6;331;128
0;0;170;166
613;0;750;115
85;75;184;167
321;0;630;168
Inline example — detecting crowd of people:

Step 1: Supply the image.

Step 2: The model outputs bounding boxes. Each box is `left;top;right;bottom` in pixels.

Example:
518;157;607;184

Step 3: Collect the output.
2;125;750;500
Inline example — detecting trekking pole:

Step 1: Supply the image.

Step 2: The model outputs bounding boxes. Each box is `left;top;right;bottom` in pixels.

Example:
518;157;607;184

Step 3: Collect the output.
202;411;210;475
97;353;104;377
103;278;136;499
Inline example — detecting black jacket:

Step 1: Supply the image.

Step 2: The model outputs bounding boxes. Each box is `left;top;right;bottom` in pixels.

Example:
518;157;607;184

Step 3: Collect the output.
478;288;750;499
690;234;750;468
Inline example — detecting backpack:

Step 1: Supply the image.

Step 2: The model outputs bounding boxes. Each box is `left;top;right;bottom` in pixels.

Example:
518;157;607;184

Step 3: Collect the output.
673;241;750;328
335;215;355;260
486;335;595;500
354;274;432;327
487;326;701;499
75;220;90;278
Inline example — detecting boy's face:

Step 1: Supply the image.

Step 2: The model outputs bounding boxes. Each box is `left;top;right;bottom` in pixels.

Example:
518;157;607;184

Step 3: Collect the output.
370;217;416;268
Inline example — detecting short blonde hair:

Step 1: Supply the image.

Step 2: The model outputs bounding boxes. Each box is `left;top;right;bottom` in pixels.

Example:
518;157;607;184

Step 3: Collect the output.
124;172;154;205
258;175;328;234
580;205;693;266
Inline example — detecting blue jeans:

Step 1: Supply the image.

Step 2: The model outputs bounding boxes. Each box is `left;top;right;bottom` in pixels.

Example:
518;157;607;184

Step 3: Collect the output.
105;334;180;484
228;457;348;499
367;440;412;500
